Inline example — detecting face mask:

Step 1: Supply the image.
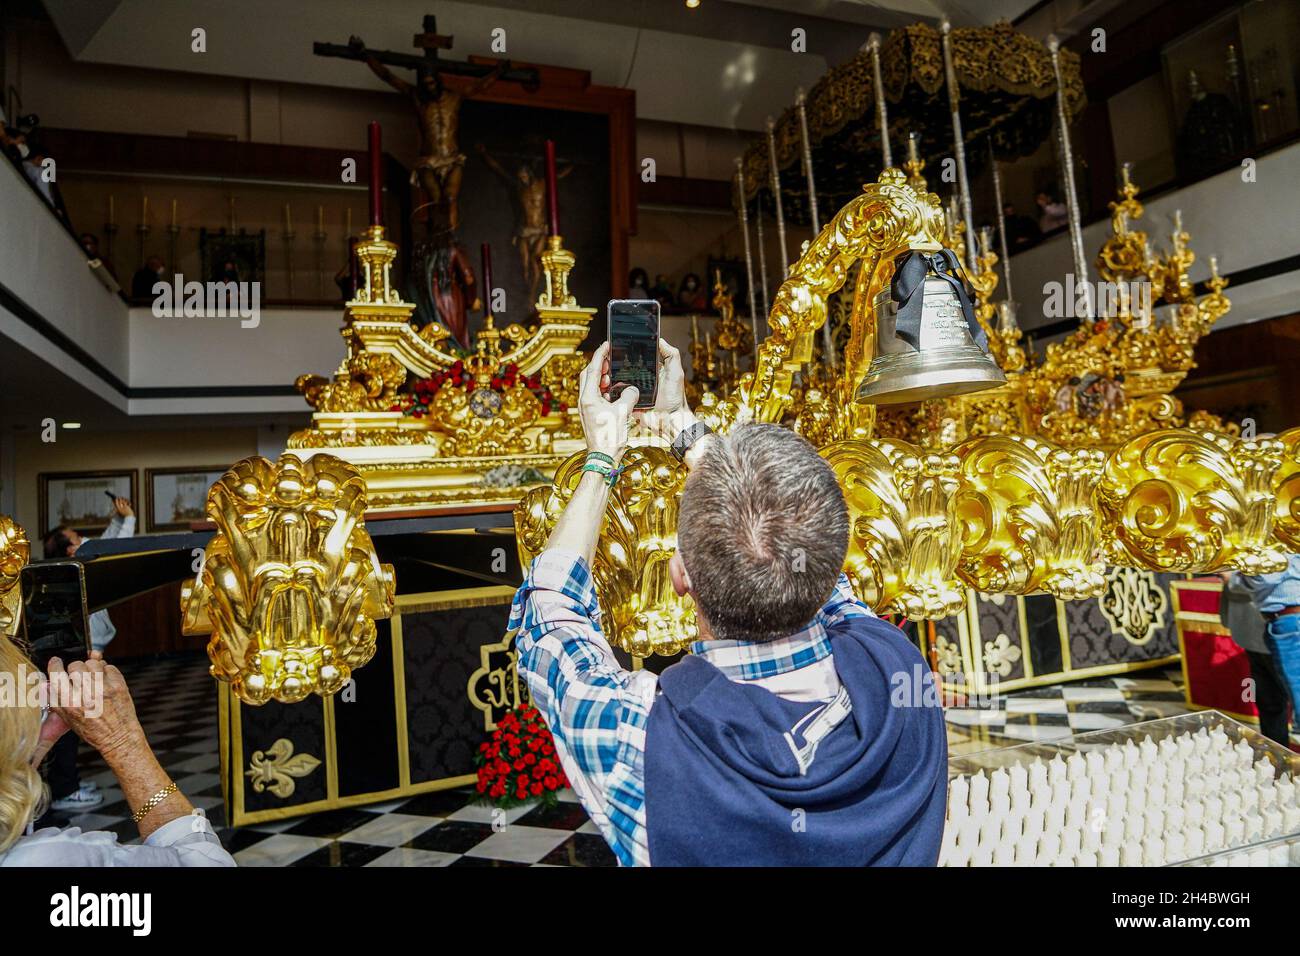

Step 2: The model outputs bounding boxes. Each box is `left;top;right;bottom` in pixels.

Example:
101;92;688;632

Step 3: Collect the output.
17;143;30;159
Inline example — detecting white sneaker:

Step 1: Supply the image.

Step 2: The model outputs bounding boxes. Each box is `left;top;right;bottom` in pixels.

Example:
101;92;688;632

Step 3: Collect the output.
51;786;104;812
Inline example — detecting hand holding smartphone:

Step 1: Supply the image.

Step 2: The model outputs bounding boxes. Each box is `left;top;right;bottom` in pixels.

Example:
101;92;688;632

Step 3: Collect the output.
19;561;92;666
605;299;660;410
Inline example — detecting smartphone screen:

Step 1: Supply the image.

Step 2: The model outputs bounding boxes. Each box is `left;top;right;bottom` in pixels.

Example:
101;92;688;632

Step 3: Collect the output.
607;299;660;410
19;562;91;666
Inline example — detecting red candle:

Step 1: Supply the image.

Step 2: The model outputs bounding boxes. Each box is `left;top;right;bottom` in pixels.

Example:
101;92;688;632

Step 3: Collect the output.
368;121;383;227
545;139;560;237
480;242;493;315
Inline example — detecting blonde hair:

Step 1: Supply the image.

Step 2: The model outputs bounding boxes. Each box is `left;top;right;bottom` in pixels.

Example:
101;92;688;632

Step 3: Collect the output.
0;636;45;853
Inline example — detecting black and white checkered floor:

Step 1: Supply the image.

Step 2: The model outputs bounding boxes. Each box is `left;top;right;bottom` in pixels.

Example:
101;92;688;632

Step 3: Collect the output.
38;652;1199;866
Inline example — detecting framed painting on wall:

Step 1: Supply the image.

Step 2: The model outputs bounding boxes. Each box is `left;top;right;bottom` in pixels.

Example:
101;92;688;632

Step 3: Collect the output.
145;467;227;532
38;470;138;537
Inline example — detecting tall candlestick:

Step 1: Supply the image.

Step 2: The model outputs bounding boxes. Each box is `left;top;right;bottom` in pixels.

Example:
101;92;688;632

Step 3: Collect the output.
907;131;920;164
545;139;560;237
481;242;494;316
109;195;115;226
170;198;177;229
348;238;359;299
368;121;383;227
317;205;324;233
142;195;149;222
284;203;292;233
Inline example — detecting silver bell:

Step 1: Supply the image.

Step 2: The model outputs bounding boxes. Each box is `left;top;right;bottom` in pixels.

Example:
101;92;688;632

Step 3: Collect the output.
854;272;1006;405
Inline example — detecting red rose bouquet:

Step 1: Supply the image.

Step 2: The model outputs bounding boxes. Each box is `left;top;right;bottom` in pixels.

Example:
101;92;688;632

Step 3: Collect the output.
474;704;569;808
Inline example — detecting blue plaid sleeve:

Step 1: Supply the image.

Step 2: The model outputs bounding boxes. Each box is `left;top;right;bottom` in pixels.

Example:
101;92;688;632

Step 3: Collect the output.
509;549;656;866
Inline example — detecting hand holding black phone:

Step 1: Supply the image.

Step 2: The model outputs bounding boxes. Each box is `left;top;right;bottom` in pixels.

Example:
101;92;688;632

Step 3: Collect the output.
19;561;92;667
606;299;660;410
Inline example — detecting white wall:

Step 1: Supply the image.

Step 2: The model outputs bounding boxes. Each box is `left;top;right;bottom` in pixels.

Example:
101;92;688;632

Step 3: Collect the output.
1009;139;1300;334
0;158;129;410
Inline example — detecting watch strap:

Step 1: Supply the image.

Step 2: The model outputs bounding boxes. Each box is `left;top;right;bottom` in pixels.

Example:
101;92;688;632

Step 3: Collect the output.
670;420;713;462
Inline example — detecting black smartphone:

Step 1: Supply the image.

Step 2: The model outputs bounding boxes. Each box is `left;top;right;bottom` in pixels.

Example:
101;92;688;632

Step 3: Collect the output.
606;299;660;410
19;561;92;666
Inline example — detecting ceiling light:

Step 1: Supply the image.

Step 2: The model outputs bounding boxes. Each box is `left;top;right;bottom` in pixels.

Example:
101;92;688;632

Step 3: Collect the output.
686;0;701;8
62;422;81;429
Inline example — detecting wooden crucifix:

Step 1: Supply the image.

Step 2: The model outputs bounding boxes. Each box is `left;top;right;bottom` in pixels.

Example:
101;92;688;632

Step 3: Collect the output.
315;15;539;232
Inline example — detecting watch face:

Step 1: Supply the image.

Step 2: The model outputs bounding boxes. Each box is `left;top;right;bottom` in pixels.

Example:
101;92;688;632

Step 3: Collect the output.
469;387;504;419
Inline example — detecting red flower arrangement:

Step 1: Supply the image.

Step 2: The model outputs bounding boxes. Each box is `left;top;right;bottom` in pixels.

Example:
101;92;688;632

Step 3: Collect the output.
390;360;566;419
474;704;569;808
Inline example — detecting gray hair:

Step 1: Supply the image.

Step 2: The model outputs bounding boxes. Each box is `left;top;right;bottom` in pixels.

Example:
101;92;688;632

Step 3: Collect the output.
678;422;849;644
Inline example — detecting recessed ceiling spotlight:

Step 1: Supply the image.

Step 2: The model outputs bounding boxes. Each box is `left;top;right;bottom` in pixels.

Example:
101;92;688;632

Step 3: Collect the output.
62;422;82;429
686;0;701;8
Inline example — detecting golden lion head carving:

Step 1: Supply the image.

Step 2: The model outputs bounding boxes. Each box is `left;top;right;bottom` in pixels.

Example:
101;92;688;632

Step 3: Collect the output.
182;453;395;705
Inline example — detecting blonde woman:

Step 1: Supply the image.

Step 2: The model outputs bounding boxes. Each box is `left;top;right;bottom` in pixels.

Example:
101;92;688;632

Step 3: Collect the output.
0;639;233;866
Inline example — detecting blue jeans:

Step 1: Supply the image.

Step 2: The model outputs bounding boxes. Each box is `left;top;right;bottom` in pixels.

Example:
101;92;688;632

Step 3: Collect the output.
1265;613;1300;723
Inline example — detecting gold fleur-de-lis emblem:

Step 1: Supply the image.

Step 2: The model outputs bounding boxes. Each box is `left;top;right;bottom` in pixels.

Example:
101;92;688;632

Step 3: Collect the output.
245;739;321;799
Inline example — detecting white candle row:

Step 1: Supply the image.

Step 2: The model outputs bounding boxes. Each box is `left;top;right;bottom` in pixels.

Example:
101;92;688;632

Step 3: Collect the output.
942;728;1296;866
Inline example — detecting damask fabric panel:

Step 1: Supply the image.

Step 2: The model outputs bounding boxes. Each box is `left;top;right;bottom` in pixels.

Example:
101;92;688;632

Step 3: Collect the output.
237;699;329;815
972;593;1025;682
404;601;516;785
1068;570;1179;667
335;620;401;797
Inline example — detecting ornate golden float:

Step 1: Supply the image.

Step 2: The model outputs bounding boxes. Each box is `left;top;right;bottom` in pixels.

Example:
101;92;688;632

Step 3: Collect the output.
286;224;595;510
515;168;1300;693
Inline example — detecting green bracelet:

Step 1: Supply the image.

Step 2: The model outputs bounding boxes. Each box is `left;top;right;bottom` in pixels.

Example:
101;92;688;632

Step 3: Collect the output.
585;451;616;466
581;462;621;488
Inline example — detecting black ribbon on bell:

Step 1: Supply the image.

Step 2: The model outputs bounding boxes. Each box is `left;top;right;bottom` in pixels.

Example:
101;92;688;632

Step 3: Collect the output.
889;249;987;351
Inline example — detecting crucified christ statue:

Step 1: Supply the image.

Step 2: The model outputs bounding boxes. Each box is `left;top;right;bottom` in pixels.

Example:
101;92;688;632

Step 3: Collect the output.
348;35;506;231
316;16;537;232
476;143;573;306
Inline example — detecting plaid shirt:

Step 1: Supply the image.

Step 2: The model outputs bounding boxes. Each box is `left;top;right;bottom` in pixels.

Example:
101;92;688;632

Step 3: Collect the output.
508;548;874;866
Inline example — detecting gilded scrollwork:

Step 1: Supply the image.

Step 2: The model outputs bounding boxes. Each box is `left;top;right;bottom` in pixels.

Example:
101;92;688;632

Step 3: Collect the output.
1098;429;1286;574
821;439;965;620
0;516;30;638
297;351;407;413
1272;426;1300;553
952;435;1107;601
181;453;395;705
517;446;695;657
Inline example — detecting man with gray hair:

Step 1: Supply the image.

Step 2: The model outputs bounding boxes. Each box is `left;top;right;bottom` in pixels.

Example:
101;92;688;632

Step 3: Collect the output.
509;342;947;866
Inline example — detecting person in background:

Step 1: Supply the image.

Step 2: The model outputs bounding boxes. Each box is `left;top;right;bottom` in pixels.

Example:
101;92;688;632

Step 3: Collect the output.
0;639;234;866
79;233;116;278
1240;555;1300;745
39;496;135;812
131;256;167;300
21;140;68;221
1036;190;1068;233
1222;571;1290;746
1002;202;1041;250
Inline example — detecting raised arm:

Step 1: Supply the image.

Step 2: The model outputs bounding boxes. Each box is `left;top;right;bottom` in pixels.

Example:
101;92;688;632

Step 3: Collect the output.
349;36;412;94
463;59;510;98
475;143;511;184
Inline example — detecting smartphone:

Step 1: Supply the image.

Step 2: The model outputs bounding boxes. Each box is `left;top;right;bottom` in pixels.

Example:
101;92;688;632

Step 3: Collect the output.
606;299;660;410
19;561;92;666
